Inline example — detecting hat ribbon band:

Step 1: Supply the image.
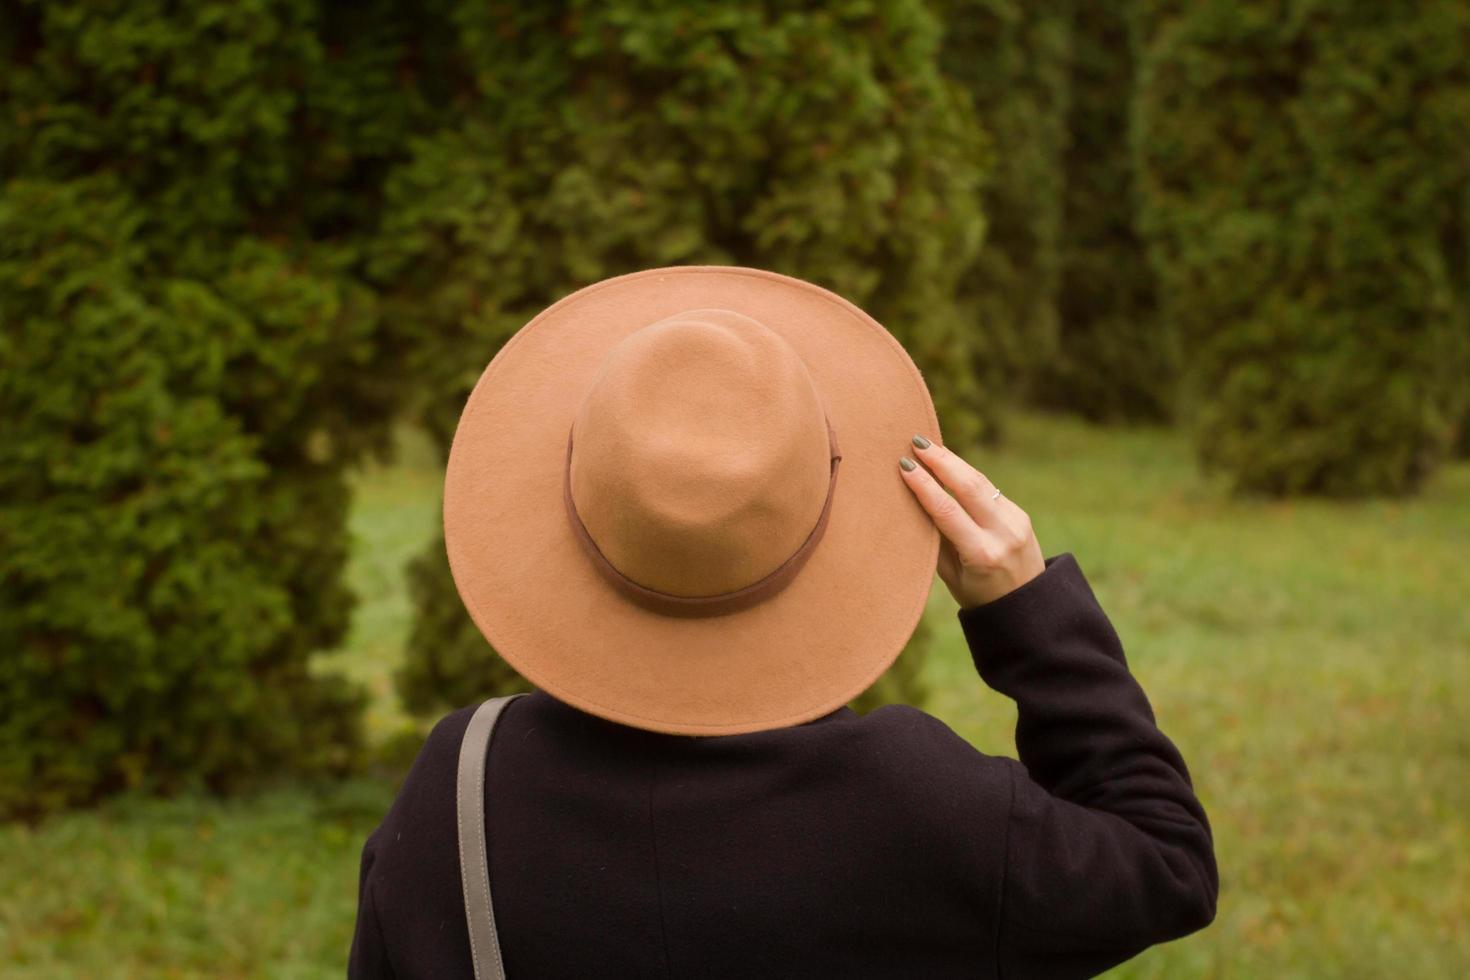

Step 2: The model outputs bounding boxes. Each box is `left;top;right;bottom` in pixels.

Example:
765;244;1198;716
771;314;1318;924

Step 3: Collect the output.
563;417;842;619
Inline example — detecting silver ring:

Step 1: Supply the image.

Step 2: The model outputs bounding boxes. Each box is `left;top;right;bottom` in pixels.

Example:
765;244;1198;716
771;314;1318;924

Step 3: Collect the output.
991;489;1002;500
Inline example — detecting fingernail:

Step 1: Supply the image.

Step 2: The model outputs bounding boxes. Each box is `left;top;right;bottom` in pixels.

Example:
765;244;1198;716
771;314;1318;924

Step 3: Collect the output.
912;434;931;449
899;457;917;472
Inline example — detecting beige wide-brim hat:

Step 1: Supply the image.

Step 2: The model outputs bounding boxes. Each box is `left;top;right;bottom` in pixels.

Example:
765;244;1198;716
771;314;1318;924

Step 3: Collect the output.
444;266;940;736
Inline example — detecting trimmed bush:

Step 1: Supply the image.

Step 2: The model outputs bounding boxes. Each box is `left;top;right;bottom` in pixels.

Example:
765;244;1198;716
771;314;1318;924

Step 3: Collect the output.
394;547;530;716
379;0;988;717
935;0;1075;435
1034;2;1174;424
0;0;419;817
1131;0;1470;496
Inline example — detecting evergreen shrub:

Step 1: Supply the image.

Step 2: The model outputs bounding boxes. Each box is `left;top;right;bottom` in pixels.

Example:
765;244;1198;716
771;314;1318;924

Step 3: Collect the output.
1036;2;1174;423
0;0;420;817
935;0;1075;432
1131;0;1470;495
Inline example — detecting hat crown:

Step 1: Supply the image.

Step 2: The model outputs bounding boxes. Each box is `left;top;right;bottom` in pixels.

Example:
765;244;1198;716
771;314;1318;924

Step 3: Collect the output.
568;309;833;599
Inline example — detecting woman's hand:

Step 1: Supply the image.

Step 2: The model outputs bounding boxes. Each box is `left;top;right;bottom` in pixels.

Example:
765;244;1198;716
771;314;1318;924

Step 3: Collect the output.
899;434;1046;609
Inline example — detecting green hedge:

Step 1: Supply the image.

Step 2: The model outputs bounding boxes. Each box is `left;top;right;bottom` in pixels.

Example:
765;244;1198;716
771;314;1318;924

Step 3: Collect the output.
935;0;1074;436
0;0;419;818
1131;0;1470;496
381;0;987;717
1034;2;1174;424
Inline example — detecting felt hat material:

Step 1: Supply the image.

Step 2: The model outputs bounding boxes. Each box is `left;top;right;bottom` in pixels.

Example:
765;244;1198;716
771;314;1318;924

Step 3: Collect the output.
443;266;940;735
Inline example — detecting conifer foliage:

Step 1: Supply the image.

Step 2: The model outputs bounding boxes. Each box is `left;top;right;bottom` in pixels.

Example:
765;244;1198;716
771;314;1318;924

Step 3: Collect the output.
0;0;422;817
934;0;1075;435
1130;0;1470;495
7;0;1465;817
1038;2;1173;423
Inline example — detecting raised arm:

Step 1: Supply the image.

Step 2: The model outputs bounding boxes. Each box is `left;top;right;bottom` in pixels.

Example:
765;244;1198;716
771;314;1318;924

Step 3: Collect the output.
899;436;1217;977
960;552;1217;976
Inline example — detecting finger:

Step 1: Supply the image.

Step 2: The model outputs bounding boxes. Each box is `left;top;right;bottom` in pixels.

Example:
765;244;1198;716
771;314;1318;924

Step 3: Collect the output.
971;482;1034;550
908;435;1005;526
899;455;996;558
991;493;1035;542
937;535;961;584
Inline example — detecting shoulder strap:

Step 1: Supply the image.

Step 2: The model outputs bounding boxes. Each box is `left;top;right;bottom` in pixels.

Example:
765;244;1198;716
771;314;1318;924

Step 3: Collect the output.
456;693;529;980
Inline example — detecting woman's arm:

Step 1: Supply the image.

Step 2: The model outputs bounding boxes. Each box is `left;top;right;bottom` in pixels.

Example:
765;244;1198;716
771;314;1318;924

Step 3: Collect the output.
900;436;1217;976
960;552;1217;976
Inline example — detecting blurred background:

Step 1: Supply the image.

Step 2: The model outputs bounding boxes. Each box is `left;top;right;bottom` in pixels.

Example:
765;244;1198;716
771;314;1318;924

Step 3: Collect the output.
2;1;1467;976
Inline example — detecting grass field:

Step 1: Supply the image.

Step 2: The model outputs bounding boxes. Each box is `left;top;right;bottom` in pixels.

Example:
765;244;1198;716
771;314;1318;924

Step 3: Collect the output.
3;410;1467;978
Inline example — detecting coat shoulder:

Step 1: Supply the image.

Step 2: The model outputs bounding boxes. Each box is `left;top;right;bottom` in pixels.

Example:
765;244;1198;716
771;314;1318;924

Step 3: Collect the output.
424;702;481;754
861;702;1004;759
371;703;482;850
842;703;1017;872
853;702;1015;797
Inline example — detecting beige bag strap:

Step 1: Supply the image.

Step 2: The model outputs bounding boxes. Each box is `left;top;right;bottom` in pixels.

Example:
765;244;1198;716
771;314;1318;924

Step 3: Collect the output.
456;693;529;980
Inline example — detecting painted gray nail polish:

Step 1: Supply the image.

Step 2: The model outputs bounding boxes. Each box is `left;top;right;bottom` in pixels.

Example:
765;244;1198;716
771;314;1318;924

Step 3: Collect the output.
899;457;917;472
911;434;931;449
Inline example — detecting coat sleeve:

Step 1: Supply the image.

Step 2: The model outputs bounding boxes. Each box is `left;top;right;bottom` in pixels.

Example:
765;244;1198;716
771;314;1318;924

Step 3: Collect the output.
347;825;395;979
958;552;1218;978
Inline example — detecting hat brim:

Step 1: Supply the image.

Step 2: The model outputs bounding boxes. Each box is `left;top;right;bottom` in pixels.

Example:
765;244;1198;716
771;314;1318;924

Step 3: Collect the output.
444;266;940;735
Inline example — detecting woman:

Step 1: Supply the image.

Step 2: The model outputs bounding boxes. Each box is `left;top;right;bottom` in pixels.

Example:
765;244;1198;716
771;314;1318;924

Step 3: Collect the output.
348;267;1218;979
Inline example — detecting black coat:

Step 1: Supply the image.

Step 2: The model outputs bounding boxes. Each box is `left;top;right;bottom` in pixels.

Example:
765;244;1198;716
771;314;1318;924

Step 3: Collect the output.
348;553;1218;978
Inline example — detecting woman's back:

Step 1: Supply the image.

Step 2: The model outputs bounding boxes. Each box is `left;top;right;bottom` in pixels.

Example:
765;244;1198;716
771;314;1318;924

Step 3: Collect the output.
349;554;1217;979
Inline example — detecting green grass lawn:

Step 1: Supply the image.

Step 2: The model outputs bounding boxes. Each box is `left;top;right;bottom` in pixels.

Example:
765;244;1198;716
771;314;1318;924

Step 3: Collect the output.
3;410;1467;977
